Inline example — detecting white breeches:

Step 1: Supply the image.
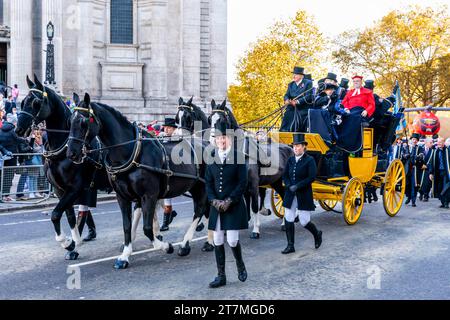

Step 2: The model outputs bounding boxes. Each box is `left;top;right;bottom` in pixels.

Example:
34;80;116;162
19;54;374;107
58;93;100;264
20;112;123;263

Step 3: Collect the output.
213;217;240;248
284;197;311;226
78;205;89;212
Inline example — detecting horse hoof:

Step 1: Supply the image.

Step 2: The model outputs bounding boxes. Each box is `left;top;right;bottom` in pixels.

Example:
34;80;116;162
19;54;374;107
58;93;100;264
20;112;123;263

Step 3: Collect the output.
178;242;191;257
196;222;205;232
65;240;76;252
250;232;260;239
157;235;163;241
119;244;125;253
201;242;214;252
266;209;272;216
166;243;174;254
114;259;129;270
65;251;79;261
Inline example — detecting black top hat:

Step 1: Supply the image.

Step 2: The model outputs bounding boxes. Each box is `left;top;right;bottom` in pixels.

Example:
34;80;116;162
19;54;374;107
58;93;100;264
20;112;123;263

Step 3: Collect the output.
304;74;313;81
364;80;375;90
292;134;308;146
411;133;420;140
325;83;338;91
163;118;177;128
340;78;349;89
292;67;305;75
325;72;338;83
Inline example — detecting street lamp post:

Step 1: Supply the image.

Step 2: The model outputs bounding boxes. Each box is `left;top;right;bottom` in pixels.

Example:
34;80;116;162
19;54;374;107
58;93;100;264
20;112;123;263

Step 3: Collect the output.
45;21;55;86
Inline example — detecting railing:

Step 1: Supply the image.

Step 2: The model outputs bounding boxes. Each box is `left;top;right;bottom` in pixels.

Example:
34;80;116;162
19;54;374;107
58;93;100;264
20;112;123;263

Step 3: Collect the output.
0;153;52;205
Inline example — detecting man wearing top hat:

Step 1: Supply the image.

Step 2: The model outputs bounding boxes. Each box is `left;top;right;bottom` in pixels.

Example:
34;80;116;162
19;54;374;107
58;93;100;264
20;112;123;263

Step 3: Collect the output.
404;133;423;207
429;137;450;208
280;66;314;132
159;117;179;231
281;134;322;254
206;123;249;288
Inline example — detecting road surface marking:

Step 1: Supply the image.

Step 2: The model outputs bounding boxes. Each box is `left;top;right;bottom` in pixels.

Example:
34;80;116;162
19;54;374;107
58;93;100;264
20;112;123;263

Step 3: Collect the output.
0;200;192;220
68;236;208;268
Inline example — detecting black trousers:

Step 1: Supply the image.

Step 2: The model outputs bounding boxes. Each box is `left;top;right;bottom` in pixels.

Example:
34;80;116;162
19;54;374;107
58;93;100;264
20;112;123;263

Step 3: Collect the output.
435;170;449;205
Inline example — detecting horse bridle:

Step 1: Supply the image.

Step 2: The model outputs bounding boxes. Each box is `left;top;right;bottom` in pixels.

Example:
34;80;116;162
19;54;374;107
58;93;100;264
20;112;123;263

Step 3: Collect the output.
68;105;100;164
177;105;195;131
18;88;48;130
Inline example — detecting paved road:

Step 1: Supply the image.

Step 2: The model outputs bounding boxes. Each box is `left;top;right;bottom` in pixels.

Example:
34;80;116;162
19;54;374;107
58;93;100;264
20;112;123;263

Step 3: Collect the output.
1;195;450;300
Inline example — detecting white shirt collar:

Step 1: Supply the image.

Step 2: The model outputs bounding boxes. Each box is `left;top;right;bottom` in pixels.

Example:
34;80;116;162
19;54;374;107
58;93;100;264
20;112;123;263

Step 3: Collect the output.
218;147;232;163
295;153;304;162
352;88;361;97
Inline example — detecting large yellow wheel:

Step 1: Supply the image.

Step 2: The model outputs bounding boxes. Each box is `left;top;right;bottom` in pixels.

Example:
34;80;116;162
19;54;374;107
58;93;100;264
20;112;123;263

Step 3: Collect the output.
270;189;285;219
342;177;364;225
383;159;406;217
319;200;339;211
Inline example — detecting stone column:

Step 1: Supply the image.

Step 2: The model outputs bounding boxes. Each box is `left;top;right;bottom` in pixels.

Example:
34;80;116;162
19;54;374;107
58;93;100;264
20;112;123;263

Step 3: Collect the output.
76;0;94;94
42;0;63;92
209;0;227;101
182;0;201;98
9;0;33;98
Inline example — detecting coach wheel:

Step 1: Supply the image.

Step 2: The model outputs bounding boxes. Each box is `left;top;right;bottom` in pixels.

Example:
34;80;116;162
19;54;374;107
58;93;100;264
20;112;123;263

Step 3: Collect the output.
383;159;406;217
319;200;338;212
342;177;364;225
270;189;285;219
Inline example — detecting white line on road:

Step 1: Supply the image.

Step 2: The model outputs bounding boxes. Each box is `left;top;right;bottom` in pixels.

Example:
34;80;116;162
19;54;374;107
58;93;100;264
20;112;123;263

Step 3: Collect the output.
68;236;209;268
0;201;193;223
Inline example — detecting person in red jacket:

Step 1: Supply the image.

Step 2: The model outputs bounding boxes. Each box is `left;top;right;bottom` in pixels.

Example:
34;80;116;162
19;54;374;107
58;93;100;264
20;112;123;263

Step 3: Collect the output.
342;75;375;123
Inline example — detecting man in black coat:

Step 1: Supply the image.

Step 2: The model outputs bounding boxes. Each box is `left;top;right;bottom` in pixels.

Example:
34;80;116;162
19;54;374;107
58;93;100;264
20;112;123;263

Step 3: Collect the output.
281;134;322;254
206;125;249;288
280;67;314;132
429;138;450;208
404;133;423;207
418;138;435;202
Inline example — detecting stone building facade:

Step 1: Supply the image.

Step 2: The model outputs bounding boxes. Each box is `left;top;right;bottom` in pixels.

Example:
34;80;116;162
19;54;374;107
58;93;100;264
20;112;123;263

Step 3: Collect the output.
0;0;228;122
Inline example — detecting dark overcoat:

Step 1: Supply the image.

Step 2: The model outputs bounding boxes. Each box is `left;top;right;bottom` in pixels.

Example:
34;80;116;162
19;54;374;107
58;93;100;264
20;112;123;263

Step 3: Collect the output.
206;149;248;231
282;153;317;211
280;78;314;132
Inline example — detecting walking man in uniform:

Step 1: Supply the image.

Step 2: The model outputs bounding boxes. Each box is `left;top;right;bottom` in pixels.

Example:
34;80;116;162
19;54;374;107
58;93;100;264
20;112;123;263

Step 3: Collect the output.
281;134;322;254
206;124;249;288
160;118;178;231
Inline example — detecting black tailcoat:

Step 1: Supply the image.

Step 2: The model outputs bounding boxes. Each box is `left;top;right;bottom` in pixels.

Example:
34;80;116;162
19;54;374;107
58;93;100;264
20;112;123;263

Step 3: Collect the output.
282;153;317;211
280;78;314;132
206;149;248;231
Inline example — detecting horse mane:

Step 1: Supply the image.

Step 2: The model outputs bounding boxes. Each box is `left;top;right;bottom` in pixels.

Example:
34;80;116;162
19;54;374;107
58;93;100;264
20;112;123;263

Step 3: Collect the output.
191;103;209;124
93;102;132;129
44;86;72;120
224;105;240;128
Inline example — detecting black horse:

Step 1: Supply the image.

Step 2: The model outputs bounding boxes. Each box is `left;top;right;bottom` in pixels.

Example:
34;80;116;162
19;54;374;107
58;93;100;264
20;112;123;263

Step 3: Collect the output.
67;94;211;269
208;100;293;238
175;97;210;140
15;75;111;260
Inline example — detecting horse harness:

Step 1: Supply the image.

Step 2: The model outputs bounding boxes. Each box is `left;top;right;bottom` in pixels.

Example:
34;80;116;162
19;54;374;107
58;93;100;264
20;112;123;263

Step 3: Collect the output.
73;106;204;199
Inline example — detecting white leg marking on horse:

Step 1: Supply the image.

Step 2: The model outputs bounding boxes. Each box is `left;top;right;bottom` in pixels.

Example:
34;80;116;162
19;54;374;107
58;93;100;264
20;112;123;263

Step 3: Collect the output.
182;217;200;247
152;210;161;239
55;232;72;249
119;244;133;262
153;237;169;251
131;207;142;243
252;213;261;234
70;228;83;247
259;206;270;216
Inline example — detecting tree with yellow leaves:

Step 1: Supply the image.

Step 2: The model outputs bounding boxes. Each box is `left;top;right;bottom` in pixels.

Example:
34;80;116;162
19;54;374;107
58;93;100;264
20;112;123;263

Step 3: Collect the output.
332;5;450;108
228;11;326;124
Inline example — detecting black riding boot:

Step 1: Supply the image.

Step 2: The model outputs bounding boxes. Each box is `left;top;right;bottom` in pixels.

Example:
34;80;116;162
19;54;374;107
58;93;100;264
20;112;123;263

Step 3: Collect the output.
209;245;227;288
77;211;88;236
281;221;295;254
83;211;97;242
160;206;178;232
304;222;323;249
231;241;247;282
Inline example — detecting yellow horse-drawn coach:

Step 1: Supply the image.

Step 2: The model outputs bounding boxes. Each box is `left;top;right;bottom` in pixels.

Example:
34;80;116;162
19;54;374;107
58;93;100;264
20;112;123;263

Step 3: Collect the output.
267;128;406;225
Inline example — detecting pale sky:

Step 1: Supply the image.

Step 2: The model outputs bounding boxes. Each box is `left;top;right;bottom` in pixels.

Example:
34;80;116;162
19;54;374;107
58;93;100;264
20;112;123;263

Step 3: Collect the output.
227;0;450;85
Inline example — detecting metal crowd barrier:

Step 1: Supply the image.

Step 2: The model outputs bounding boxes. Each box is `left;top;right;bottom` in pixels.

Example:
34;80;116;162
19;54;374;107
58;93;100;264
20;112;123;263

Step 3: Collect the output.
0;153;52;205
